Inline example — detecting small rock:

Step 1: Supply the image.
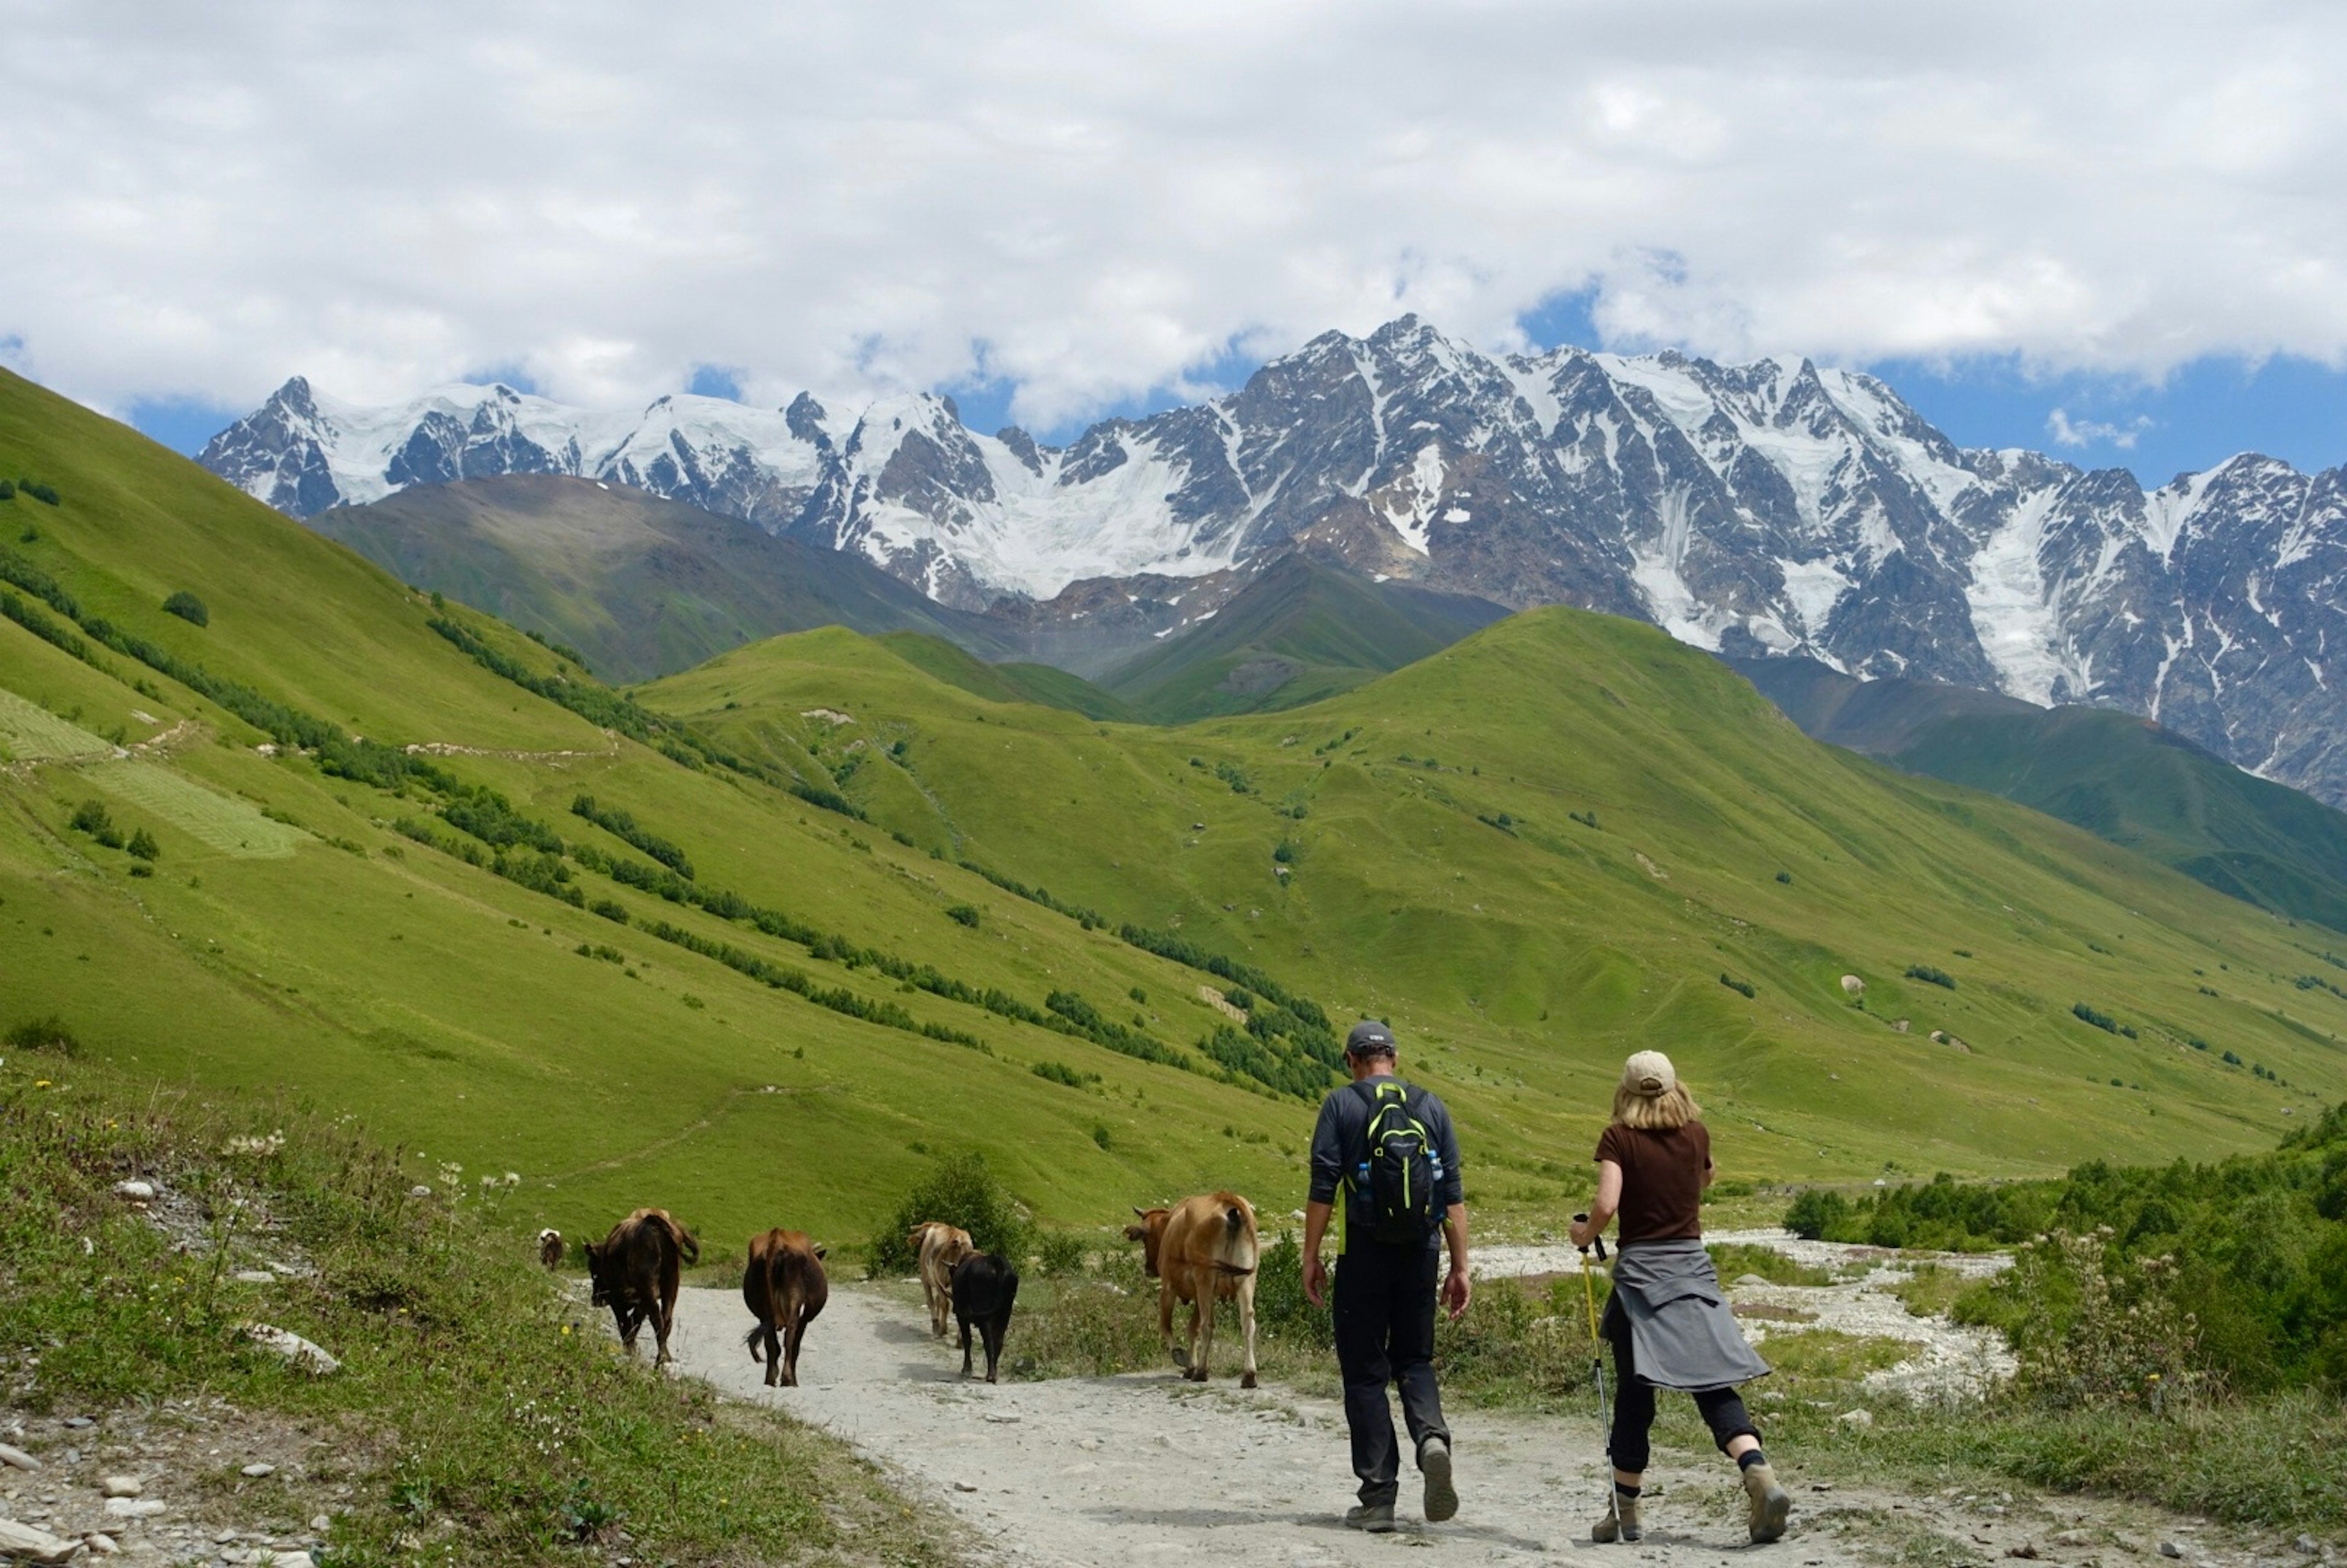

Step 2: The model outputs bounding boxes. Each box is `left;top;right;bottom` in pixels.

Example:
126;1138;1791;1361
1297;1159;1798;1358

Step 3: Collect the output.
111;1181;156;1202
2007;1546;2041;1561
952;1481;978;1493
2160;1544;2185;1560
2294;1539;2319;1557
239;1463;274;1479
981;1414;1021;1424
103;1498;167;1519
2054;1531;2098;1547
232;1272;276;1286
0;1517;84;1564
62;1418;94;1431
308;1515;331;1533
235;1323;340;1375
1836;1408;1874;1428
409;1185;431;1198
0;1442;40;1471
84;1533;119;1556
1735;1273;1772;1287
100;1476;142;1498
270;1554;315;1568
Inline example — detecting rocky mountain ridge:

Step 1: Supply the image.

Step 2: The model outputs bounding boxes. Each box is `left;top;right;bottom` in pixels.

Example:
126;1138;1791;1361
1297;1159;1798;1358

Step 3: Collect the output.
199;318;2347;805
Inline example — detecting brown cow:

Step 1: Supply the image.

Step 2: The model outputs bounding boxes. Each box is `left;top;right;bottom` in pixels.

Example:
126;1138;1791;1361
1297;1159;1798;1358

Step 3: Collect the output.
741;1229;829;1387
537;1228;564;1270
908;1221;975;1338
585;1207;699;1365
1124;1192;1260;1387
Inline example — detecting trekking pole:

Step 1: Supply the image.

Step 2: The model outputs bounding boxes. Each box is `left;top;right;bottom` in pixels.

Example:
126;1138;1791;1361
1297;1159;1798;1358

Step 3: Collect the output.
1573;1214;1617;1536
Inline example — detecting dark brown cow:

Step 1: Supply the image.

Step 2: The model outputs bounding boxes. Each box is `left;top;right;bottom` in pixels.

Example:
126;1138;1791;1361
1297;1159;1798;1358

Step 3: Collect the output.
741;1228;829;1388
1125;1192;1259;1387
537;1228;564;1270
950;1251;1019;1383
585;1207;699;1365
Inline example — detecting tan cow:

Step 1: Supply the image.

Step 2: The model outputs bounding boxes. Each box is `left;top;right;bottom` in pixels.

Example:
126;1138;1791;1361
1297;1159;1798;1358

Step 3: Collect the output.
742;1229;829;1387
1124;1192;1260;1387
909;1221;975;1338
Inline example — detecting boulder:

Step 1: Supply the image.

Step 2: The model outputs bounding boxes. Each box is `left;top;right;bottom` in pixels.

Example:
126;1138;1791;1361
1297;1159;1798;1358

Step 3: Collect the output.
110;1181;155;1202
1892;1018;1911;1033
239;1464;274;1479
83;1534;119;1556
101;1499;166;1520
0;1442;39;1471
235;1323;340;1376
98;1476;141;1498
1835;1407;1874;1428
0;1518;84;1564
1839;975;1865;997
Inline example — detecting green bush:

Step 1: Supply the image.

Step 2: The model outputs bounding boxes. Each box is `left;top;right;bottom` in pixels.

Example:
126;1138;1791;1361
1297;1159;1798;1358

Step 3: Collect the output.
1037;1230;1089;1277
1029;1059;1097;1089
4;1014;79;1055
1906;964;1956;989
19;479;59;505
68;797;123;849
865;1150;1032;1277
2073;1001;2119;1033
1719;972;1756;998
946;903;980;928
161;590;209;626
126;827;160;861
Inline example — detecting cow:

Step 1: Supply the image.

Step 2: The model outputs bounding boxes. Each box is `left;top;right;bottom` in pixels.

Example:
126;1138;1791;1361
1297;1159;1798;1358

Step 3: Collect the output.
950;1251;1019;1383
537;1228;564;1270
741;1228;829;1387
908;1221;975;1338
584;1207;699;1365
1124;1193;1260;1388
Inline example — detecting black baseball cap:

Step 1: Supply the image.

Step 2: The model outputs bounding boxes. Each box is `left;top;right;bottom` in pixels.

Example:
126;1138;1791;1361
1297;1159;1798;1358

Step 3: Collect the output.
1345;1020;1397;1057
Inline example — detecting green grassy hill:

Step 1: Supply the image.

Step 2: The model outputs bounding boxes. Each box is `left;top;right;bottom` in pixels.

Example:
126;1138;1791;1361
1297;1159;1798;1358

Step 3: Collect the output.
875;630;1136;721
2;364;2342;1268
310;474;1015;681
1732;655;2347;932
1101;554;1510;722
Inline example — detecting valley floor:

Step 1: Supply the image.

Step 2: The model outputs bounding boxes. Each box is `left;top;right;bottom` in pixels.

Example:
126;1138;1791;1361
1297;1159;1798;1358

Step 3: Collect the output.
670;1281;2288;1568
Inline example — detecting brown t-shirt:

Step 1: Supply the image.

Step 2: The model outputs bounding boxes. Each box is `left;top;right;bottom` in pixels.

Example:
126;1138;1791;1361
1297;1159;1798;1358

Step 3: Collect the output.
1594;1121;1712;1244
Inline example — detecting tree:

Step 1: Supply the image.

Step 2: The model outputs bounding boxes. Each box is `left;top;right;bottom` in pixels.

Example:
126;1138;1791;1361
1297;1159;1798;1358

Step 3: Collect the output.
162;590;210;627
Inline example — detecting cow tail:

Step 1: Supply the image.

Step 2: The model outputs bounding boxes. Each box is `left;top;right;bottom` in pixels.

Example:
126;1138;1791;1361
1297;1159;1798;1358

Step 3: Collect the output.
666;1214;700;1266
744;1324;765;1361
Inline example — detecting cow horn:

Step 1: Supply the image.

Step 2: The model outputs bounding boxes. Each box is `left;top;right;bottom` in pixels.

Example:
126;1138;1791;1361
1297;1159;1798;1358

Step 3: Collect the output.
1132;1206;1148;1218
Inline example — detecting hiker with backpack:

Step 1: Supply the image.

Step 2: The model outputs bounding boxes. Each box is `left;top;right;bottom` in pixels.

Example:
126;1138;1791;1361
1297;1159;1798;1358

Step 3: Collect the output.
1302;1020;1470;1533
1571;1050;1790;1545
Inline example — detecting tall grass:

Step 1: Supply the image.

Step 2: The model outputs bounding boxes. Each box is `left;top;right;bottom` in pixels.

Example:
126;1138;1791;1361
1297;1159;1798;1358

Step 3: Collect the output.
0;1043;951;1567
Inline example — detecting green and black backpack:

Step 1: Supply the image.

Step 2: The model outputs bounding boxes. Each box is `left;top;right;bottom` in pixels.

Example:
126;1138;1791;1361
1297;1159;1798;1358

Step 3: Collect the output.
1349;1079;1445;1244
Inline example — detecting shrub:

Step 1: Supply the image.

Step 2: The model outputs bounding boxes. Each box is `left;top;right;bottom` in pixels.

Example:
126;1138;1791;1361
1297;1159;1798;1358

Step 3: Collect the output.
1037;1230;1088;1277
590;899;629;925
1719;972;1756;998
68;798;123;848
1775;870;1793;884
1783;1189;1851;1240
1906;964;1956;989
2073;1002;2120;1033
0;479;13;500
1029;1060;1097;1089
1090;1123;1112;1151
20;479;60;505
161;590;209;627
1128;986;1147;1005
4;1014;79;1055
126;828;160;861
865;1150;1032;1276
946;903;980;928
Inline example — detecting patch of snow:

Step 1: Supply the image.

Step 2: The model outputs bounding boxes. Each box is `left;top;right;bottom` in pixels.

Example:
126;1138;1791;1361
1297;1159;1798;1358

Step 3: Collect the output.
1777;558;1852;636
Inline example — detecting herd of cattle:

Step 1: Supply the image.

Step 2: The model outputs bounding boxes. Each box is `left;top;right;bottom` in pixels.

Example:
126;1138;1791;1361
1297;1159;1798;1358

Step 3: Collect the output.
535;1189;1265;1388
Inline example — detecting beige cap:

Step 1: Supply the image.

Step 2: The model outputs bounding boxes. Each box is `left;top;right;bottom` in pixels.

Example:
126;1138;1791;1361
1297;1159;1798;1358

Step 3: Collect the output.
1621;1050;1676;1097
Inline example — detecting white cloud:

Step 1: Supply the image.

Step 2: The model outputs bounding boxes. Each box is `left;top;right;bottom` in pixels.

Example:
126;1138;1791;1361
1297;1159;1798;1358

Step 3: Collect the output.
6;1;2346;428
2048;409;2155;449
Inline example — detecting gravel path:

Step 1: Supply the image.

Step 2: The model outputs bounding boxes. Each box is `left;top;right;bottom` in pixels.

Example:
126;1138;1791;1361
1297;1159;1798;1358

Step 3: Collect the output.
674;1284;1886;1568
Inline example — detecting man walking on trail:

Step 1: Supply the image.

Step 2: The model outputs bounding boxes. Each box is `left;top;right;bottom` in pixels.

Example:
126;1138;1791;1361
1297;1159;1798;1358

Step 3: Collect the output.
1303;1020;1472;1533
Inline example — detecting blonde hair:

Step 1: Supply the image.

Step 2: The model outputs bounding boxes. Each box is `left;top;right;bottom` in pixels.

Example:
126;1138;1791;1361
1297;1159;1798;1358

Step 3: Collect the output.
1611;1050;1701;1129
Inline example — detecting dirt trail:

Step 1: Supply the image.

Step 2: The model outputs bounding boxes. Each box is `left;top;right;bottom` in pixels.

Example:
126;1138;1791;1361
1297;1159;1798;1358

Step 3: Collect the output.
671;1284;2065;1568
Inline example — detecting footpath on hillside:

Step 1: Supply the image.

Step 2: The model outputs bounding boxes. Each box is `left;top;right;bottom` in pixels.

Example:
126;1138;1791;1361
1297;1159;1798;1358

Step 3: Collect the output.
667;1262;2230;1568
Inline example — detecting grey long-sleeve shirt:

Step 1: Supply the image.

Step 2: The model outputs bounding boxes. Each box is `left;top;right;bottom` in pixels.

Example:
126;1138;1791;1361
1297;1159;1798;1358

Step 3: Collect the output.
1307;1077;1465;1250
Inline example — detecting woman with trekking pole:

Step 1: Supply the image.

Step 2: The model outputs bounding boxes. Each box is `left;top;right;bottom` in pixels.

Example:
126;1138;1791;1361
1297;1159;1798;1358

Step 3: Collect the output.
1570;1050;1791;1545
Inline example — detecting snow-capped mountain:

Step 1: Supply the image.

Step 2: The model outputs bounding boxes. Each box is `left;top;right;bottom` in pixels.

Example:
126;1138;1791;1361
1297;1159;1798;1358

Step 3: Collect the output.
200;318;2347;806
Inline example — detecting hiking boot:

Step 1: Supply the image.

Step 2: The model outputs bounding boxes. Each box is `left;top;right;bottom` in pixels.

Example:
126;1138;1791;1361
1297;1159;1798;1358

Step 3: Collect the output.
1345;1500;1397;1533
1419;1435;1458;1523
1742;1463;1791;1544
1592;1493;1643;1544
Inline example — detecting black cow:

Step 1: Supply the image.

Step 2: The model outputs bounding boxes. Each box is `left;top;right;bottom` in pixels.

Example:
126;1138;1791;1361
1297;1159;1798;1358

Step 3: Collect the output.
950;1251;1019;1383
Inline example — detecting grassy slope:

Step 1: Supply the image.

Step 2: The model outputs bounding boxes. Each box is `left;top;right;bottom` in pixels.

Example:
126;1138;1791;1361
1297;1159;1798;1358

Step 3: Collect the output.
875;631;1137;721
1101;555;1510;722
647;613;2347;1188
0;370;1339;1257
311;474;1015;682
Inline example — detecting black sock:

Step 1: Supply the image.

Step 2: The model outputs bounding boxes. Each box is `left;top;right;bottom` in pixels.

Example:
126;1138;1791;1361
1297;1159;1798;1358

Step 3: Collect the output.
1614;1483;1642;1498
1736;1449;1769;1471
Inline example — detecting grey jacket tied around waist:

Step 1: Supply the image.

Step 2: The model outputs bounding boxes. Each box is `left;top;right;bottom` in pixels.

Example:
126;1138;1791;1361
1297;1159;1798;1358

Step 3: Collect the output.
1598;1238;1771;1393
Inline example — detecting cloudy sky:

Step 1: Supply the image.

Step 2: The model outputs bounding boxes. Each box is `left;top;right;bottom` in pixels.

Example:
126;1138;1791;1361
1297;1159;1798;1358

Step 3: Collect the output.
6;0;2345;481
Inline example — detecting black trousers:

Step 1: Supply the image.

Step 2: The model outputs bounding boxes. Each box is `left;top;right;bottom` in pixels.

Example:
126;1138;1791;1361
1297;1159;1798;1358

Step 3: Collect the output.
1333;1244;1450;1506
1607;1331;1760;1474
